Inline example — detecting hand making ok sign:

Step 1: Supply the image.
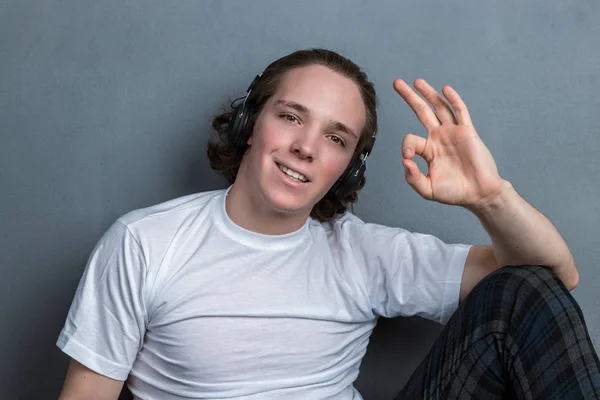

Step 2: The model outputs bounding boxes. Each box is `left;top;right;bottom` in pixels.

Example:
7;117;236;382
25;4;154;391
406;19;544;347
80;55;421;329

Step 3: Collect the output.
394;78;506;209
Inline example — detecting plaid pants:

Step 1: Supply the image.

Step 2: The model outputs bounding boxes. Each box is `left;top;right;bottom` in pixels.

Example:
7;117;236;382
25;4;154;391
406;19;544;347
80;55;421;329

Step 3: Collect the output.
394;265;600;399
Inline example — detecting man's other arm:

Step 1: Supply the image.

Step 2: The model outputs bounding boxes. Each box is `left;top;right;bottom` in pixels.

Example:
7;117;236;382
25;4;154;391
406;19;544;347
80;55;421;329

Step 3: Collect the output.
58;359;125;400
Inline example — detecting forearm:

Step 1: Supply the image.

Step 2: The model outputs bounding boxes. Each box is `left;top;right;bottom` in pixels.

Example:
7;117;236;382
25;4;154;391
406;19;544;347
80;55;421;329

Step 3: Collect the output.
468;180;578;290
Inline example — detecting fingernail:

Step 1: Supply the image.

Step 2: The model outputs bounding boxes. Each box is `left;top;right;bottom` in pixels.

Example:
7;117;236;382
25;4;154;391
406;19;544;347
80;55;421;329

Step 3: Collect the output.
403;149;410;158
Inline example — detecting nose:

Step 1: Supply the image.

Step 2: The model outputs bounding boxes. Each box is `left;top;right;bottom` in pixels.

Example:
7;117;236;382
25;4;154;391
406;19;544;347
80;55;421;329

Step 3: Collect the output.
291;131;317;161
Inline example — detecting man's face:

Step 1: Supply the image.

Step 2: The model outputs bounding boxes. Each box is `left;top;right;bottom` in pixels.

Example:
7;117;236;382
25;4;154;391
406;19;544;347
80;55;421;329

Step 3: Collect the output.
237;64;367;218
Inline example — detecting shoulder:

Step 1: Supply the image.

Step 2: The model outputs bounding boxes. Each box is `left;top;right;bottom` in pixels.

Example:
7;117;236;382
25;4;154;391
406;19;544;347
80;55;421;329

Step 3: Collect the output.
94;188;224;240
90;189;226;273
312;212;467;263
316;211;411;242
310;212;413;255
98;189;227;252
118;189;224;230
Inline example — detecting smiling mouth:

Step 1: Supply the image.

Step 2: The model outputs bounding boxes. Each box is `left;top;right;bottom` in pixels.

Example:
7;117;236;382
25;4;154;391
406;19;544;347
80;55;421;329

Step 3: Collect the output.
276;163;309;183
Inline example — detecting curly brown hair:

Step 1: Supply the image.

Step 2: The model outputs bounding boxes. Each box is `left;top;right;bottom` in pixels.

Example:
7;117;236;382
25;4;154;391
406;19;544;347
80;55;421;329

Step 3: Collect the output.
207;48;378;222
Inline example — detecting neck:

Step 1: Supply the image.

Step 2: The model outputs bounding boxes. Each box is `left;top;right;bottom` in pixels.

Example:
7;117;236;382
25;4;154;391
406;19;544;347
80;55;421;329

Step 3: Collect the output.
225;183;310;235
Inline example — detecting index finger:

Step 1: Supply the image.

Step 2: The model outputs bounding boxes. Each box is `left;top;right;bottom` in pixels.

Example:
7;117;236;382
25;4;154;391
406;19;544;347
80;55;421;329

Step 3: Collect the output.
393;79;440;131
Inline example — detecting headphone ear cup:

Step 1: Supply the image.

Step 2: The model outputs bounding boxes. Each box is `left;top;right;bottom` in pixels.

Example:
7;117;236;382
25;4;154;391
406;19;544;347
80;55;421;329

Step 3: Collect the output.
227;74;261;148
332;159;365;199
227;103;253;147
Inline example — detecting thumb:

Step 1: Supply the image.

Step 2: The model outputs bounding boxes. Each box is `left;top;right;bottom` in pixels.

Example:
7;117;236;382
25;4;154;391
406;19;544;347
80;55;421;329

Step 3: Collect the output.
403;158;432;200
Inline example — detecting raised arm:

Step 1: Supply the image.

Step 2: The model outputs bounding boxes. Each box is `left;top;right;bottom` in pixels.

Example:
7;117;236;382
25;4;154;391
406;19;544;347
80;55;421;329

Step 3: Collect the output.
393;78;578;300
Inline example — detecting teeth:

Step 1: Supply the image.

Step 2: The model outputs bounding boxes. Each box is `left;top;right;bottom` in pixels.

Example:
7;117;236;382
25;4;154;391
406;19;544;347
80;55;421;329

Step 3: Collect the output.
278;163;307;182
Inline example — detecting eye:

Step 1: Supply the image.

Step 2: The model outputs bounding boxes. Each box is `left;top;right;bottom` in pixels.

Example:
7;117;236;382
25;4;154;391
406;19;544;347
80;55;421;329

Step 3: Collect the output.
327;135;346;147
281;113;300;124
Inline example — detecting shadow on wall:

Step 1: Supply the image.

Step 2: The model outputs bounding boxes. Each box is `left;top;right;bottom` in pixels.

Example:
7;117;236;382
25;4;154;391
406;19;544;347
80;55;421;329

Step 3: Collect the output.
355;317;443;399
114;316;443;400
6;256;92;399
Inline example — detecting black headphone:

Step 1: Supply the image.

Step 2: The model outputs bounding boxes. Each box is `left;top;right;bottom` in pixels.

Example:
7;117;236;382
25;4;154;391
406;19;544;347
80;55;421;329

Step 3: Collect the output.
227;74;376;200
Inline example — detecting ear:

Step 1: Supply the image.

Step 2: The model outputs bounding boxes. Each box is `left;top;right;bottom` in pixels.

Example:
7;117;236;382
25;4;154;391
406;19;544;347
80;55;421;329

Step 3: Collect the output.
247;136;253;145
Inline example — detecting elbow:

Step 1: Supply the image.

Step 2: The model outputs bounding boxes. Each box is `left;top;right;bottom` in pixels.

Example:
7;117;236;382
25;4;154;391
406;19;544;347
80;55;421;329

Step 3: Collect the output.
567;272;579;291
564;262;579;291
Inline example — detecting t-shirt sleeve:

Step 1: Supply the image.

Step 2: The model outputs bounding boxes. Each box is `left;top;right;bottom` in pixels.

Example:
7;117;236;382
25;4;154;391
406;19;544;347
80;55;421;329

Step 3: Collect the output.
56;220;148;380
340;217;472;325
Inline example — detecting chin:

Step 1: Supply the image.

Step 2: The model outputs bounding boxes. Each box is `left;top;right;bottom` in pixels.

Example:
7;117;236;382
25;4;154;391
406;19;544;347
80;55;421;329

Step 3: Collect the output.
264;189;317;216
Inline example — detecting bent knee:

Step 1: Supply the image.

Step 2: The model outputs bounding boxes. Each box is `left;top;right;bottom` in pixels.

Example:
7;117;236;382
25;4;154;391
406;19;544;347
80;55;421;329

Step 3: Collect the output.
460;265;583;331
468;265;574;309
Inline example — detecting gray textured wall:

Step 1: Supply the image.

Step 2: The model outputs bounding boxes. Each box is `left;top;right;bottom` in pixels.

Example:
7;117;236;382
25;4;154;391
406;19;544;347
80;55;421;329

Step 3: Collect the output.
1;1;599;399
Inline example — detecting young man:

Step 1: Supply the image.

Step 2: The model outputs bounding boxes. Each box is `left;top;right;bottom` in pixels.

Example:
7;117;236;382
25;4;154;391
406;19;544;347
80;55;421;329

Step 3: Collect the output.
57;49;600;399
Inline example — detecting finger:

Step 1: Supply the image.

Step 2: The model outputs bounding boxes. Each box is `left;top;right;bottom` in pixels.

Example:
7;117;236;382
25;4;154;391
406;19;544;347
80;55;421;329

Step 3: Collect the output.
393;79;440;130
401;133;428;161
413;79;457;125
442;85;473;126
402;159;432;200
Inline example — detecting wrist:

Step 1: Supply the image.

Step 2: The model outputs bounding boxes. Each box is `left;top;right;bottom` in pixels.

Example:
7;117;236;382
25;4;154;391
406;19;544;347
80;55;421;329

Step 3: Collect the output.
466;180;516;217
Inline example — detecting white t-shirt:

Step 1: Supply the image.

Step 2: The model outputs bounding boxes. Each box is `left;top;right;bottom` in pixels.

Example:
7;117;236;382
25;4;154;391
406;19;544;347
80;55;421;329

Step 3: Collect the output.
57;187;471;399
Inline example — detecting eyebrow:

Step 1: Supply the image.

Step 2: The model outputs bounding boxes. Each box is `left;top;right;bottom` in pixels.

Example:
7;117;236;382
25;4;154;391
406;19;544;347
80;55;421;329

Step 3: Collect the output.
274;99;358;140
